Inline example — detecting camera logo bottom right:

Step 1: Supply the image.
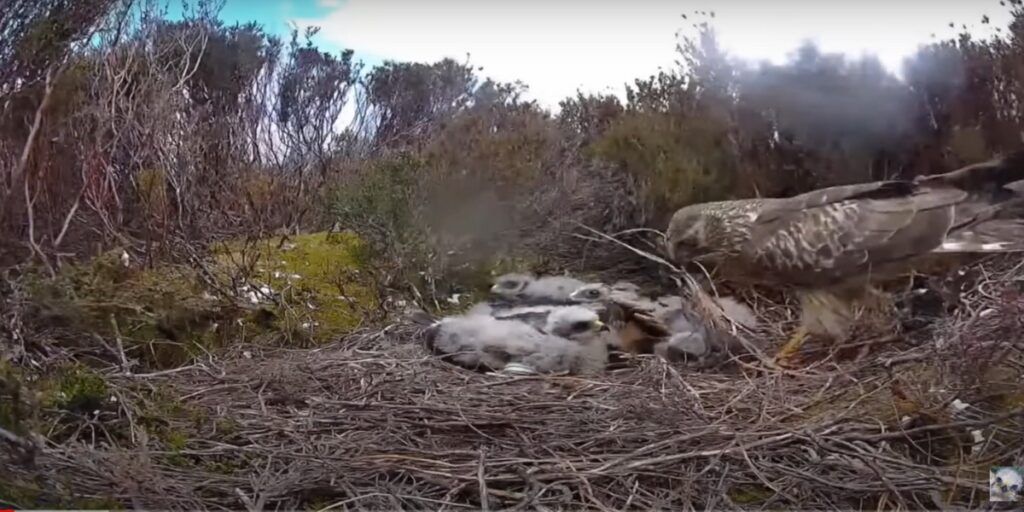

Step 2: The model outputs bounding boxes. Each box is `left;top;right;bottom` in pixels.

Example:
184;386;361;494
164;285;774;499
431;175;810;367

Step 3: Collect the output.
990;467;1023;502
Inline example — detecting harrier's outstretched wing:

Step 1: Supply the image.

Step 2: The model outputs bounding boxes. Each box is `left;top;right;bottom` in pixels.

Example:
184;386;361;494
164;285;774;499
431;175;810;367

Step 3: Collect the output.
746;185;964;285
743;151;1024;286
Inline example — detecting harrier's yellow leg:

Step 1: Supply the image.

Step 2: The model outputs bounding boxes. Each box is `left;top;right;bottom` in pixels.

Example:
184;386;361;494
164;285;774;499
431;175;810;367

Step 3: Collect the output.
770;289;848;367
773;326;809;366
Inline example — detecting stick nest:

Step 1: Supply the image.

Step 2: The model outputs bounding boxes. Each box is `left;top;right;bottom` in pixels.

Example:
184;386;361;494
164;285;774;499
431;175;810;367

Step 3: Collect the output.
3;259;1024;510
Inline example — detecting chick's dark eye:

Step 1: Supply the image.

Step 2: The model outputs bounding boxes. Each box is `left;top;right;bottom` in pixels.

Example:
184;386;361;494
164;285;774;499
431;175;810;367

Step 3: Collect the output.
500;281;517;289
570;321;590;332
586;290;600;298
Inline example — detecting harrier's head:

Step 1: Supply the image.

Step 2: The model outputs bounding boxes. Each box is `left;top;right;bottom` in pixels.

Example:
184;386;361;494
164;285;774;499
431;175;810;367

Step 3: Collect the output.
544;306;605;340
490;273;534;298
665;204;714;264
666;200;759;264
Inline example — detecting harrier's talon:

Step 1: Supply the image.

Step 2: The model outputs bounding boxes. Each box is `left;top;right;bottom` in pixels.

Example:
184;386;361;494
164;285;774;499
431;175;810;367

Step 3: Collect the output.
773;327;809;367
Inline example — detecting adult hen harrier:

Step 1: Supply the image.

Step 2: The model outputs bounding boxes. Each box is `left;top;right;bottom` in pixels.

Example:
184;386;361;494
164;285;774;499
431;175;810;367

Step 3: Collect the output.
665;150;1024;364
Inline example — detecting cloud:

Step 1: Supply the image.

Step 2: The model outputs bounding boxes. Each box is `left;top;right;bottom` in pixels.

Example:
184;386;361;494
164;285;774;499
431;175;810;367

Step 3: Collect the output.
693;0;1009;76
295;0;683;108
296;0;1011;109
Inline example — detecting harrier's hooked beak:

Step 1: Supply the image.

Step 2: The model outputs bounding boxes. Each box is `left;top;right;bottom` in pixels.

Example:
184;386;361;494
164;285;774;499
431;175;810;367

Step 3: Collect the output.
665;238;696;265
664;238;677;263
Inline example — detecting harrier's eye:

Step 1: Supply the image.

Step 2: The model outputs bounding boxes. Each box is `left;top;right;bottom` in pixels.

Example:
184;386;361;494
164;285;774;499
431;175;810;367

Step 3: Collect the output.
586;289;600;298
500;281;518;289
570;321;590;332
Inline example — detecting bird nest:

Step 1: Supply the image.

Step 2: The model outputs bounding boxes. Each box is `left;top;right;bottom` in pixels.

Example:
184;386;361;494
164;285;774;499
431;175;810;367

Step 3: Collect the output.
3;260;1024;510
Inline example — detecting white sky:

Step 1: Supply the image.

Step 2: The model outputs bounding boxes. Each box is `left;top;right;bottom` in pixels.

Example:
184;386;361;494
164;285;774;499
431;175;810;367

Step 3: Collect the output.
299;0;1013;109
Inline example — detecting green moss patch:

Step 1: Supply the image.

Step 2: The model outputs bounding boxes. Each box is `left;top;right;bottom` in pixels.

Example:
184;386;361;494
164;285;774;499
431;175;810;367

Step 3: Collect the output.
43;365;109;414
727;484;774;504
212;231;377;345
0;360;34;435
22;231;376;370
25;249;239;370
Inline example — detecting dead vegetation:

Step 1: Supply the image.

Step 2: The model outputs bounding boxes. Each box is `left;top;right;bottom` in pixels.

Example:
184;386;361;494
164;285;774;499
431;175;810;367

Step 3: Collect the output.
4;1;1024;509
1;253;1022;510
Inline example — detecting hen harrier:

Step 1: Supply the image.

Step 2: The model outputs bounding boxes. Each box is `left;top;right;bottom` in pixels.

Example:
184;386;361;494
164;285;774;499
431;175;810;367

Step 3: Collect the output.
666;150;1024;364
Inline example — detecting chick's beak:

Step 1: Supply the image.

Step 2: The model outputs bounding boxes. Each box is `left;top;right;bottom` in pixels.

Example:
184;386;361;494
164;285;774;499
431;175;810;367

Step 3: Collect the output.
593;320;607;331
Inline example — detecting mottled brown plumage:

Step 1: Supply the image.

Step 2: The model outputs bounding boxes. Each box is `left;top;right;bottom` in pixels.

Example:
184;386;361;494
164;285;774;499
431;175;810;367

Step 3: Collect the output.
666;150;1024;354
568;282;673;354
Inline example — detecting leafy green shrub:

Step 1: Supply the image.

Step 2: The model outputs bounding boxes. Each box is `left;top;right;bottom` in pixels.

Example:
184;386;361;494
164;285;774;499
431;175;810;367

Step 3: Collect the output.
424;102;557;193
46;366;108;414
327;155;428;265
590;111;738;219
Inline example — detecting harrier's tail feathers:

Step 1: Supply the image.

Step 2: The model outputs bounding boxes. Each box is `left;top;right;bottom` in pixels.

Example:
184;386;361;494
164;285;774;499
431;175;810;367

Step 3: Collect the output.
406;308;436;326
924;149;1024;190
421;322;442;352
936;219;1024;253
409;307;442;352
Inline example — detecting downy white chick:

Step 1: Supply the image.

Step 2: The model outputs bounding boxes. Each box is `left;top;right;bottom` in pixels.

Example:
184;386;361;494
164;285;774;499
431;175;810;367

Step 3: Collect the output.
423;306;609;375
570;281;649;305
465;273;597;332
653;308;714;365
654;304;752;369
570;281;749;367
709;296;759;330
490;273;588;303
571;282;755;330
990;467;1023;502
469;302;604;335
569;282;674;354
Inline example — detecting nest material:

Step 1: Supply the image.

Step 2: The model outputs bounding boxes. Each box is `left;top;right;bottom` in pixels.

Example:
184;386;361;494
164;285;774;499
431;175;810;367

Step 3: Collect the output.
3;261;1024;510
